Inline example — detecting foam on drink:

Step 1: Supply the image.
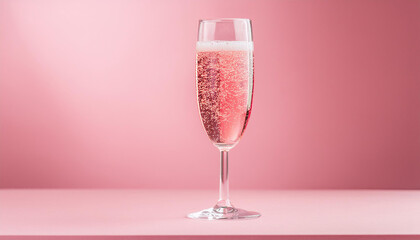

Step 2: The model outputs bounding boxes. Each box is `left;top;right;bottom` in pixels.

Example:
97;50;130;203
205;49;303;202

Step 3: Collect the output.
196;41;254;52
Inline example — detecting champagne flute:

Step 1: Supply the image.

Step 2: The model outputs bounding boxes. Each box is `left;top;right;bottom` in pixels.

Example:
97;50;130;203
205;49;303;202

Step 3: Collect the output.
188;18;260;220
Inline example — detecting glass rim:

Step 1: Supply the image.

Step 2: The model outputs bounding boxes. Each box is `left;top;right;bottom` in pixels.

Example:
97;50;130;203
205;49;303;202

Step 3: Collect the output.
199;18;251;23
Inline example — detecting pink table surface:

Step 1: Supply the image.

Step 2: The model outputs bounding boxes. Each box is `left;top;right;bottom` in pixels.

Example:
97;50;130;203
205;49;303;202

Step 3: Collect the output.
1;190;420;239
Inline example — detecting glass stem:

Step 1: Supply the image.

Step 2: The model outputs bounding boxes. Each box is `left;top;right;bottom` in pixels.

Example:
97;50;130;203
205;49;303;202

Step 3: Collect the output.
217;150;232;208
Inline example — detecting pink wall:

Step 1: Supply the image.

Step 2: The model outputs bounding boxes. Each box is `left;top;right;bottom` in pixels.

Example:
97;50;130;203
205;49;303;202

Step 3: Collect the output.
1;0;420;189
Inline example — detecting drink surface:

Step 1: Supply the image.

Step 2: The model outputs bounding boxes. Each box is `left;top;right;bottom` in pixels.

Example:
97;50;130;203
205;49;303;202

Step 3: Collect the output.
196;41;254;148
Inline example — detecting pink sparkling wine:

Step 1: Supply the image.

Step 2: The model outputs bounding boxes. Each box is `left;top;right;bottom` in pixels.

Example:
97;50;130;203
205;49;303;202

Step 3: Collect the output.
196;41;254;149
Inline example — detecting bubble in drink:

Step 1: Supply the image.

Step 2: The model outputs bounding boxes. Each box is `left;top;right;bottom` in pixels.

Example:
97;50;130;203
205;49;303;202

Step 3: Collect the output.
196;41;254;148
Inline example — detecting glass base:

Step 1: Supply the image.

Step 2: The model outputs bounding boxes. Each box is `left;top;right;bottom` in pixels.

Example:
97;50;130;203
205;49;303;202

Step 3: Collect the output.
188;206;261;220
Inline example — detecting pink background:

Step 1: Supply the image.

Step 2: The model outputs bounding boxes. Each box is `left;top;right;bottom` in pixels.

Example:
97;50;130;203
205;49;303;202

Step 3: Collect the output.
1;0;420;189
